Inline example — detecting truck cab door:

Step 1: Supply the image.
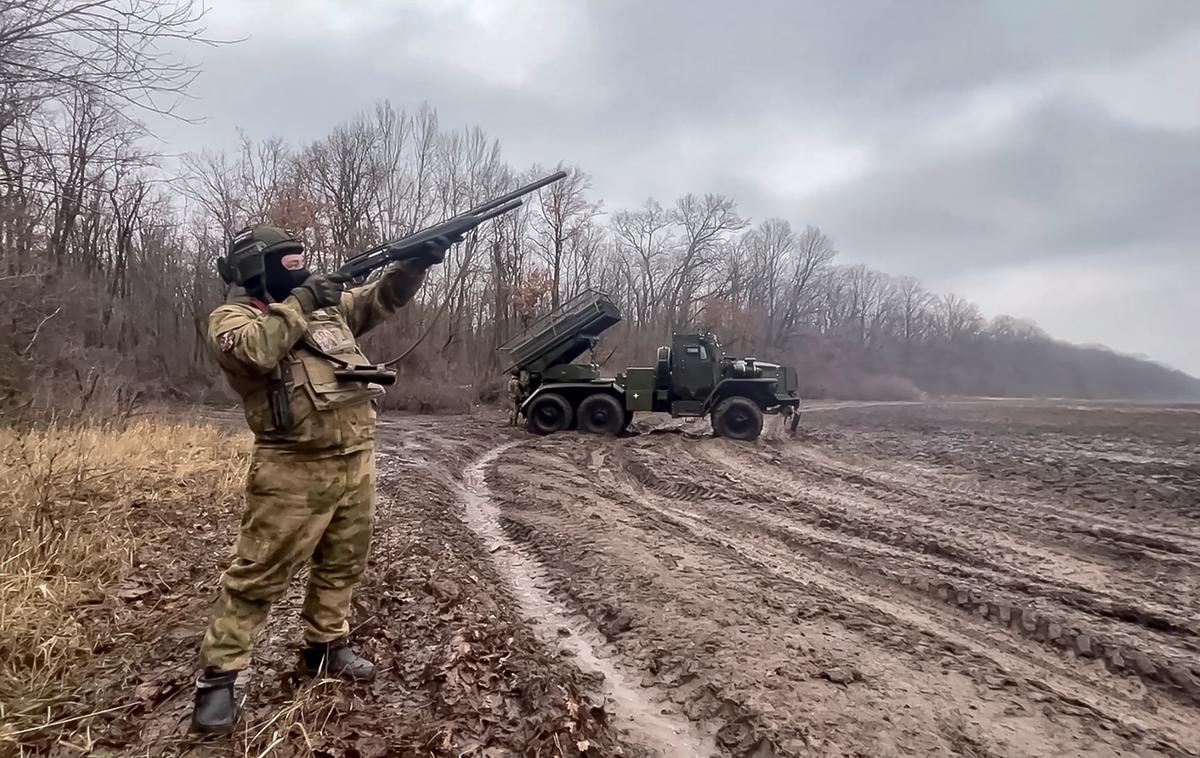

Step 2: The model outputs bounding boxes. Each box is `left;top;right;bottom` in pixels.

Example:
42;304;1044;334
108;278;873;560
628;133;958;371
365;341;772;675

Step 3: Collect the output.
672;340;717;401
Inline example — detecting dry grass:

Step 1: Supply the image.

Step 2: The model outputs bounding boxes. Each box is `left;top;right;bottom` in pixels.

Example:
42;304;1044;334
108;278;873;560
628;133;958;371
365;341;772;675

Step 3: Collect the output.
0;419;249;752
234;678;345;756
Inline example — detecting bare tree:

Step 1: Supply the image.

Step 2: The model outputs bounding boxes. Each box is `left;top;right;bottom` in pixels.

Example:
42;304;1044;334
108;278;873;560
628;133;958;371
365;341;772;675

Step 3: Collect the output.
404;104;439;235
989;314;1047;341
773;224;835;345
181;150;243;241
664;193;745;328
302;118;382;258
531;164;597;309
0;0;214;116
896;275;933;364
611;199;674;327
237;132;290;224
743;219;790;308
936;293;984;342
371;100;410;241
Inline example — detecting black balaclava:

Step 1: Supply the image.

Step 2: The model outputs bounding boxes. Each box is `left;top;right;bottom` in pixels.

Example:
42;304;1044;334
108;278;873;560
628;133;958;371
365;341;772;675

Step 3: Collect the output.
261;249;311;303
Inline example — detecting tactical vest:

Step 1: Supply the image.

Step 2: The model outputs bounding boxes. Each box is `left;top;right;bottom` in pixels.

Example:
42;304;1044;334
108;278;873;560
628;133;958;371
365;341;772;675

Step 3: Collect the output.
224;302;385;458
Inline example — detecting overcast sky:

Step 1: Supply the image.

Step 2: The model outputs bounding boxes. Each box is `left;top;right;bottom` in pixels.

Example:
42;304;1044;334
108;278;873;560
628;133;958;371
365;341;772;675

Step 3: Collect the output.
155;0;1200;375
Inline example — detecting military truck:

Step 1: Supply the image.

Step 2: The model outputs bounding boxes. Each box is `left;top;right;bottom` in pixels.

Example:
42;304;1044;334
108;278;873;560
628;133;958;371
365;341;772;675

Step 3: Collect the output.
498;289;801;441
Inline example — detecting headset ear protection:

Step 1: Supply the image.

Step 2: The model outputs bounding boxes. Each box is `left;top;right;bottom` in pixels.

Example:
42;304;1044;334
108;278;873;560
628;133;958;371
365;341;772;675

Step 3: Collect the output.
216;237;268;286
216;255;235;284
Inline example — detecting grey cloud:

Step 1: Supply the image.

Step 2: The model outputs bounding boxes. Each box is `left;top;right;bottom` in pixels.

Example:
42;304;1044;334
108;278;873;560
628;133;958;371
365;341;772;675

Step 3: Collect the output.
802;97;1200;279
582;0;1200;127
172;2;1199;152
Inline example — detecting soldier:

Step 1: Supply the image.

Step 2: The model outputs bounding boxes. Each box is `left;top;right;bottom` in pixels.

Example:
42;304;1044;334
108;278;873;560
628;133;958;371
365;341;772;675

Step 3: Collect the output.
507;372;521;425
190;224;454;734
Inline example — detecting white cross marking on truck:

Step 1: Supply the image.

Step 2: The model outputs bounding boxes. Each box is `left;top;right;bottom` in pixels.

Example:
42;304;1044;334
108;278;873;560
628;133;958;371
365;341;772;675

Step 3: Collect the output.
633;393;640;399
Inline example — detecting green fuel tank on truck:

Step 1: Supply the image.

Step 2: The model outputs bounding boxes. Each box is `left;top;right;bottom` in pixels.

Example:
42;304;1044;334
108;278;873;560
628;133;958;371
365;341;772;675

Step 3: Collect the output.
498;289;802;441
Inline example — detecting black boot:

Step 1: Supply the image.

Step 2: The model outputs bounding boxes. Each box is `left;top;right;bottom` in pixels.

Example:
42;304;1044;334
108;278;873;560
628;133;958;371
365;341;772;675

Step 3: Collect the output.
300;637;375;682
189;668;238;735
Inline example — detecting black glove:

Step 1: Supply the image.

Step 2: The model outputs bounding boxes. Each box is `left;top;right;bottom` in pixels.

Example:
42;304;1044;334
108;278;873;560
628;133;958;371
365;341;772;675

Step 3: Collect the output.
292;274;344;312
411;233;463;269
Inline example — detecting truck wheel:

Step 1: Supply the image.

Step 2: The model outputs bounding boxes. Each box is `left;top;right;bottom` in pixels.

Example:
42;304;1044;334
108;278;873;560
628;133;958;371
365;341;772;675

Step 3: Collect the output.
712;396;763;441
578;393;625;435
526;393;573;435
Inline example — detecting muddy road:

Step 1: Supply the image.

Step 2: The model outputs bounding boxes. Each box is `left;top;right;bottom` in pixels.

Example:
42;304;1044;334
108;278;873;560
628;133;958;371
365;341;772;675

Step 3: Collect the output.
128;400;1198;757
369;400;1200;757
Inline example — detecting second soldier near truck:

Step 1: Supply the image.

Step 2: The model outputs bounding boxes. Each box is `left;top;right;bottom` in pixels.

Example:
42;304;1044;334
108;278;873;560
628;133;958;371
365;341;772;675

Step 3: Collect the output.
190;225;455;734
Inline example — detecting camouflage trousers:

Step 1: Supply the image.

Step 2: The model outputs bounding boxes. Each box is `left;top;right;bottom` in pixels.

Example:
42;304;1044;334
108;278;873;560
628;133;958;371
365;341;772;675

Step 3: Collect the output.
199;449;375;671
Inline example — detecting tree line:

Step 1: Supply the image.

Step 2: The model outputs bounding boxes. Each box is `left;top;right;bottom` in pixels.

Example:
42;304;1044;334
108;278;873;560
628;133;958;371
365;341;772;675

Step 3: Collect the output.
2;0;1196;418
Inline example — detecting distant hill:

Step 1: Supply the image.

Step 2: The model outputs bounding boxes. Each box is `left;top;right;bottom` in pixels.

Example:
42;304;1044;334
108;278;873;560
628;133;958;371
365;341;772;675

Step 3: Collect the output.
783;331;1200;402
913;339;1200;402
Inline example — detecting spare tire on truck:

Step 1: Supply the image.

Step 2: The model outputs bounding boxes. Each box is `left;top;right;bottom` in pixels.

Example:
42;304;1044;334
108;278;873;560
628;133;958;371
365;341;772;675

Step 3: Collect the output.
711;395;764;441
526;392;573;435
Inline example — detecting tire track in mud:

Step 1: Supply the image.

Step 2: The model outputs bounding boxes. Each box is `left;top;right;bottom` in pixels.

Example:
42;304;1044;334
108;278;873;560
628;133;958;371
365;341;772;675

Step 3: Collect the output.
743;439;1200;570
676;443;1200;703
592;442;1200;747
695;443;1200;633
455;403;1199;756
626;434;1199;748
620;481;1200;755
458;441;719;758
811;404;1200;536
494;447;973;756
776;441;1200;563
494;442;1192;756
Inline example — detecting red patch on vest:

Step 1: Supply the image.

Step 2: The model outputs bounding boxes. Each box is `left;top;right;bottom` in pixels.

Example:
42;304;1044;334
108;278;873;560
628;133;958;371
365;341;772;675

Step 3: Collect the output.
248;298;269;313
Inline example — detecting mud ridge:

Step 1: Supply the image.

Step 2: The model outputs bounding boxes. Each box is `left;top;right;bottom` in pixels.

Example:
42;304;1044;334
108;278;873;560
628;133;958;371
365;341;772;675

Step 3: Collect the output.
697;443;1199;632
458;441;719;758
628;489;1196;755
679;445;1200;703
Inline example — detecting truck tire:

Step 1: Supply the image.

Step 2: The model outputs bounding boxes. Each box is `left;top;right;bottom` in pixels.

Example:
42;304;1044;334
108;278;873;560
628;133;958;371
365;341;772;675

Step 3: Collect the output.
526;393;573;435
578;393;625;435
712;396;763;441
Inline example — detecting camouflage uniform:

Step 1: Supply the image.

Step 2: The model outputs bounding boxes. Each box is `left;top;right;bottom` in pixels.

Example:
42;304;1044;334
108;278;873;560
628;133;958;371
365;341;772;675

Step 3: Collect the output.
508;373;521;426
199;261;425;672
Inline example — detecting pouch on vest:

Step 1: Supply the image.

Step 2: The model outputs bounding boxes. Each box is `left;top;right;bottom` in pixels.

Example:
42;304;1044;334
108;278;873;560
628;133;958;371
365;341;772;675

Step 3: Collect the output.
289;312;384;411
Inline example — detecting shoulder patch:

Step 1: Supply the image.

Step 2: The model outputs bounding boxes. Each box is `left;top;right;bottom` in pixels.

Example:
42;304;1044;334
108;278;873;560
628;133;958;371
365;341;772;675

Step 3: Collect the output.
218;331;235;352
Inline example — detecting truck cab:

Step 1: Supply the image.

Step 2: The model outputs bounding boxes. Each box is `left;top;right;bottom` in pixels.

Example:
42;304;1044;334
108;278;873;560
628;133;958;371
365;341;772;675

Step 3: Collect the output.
669;333;722;406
